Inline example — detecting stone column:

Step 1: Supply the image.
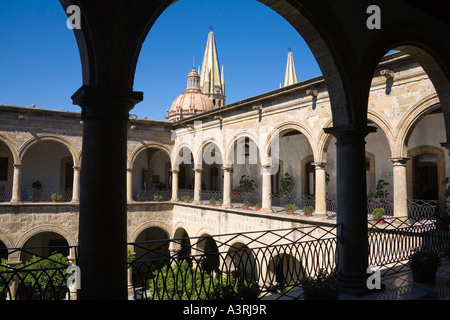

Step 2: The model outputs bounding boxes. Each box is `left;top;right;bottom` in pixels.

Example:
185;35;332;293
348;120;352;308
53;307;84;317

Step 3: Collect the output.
11;163;23;203
222;166;233;208
193;167;203;204
171;168;179;202
71;166;81;203
312;162;328;216
261;165;272;213
127;168;134;202
324;125;376;296
391;157;410;218
72;85;143;300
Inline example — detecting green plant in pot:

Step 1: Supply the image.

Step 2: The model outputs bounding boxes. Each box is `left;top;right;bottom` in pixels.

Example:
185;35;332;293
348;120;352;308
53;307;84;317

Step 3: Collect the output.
371;207;385;224
284;203;298;215
51;193;63;203
300;269;339;300
136;193;147;202
280;172;295;202
302;205;314;217
209;197;216;206
408;246;441;283
255;202;262;211
374;179;389;207
181;195;191;203
153;194;163;202
242;200;251;210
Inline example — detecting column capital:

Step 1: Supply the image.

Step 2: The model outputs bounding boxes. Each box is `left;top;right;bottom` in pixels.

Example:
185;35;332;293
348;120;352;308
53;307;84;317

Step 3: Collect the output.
222;166;233;172
171;169;180;174
324;125;377;141
193;168;203;173
73;166;81;171
72;85;143;119
390;157;410;165
13;163;23;168
312;162;328;169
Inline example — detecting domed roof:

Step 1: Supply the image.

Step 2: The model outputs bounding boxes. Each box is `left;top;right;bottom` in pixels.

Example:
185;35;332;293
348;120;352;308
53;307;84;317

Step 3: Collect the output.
166;68;214;122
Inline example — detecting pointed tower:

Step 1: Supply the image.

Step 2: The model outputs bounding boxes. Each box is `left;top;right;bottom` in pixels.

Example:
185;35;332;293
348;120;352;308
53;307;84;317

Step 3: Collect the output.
200;27;226;108
284;48;298;87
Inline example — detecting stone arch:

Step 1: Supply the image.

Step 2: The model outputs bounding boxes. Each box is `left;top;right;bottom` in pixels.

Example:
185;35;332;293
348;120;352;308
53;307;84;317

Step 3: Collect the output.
128;221;171;243
316;119;334;163
15;225;76;249
0;133;19;164
263;121;316;163
172;143;195;168
224;130;262;166
129;142;172;170
18;135;79;167
195;138;225;168
367;109;395;155
394;94;441;158
224;242;258;284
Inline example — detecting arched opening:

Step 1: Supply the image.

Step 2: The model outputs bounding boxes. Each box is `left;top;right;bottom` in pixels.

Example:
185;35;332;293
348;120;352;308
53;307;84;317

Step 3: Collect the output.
0;140;15;202
132;147;171;201
267;253;303;292
20;232;69;263
201;142;223;198
225;243;258;284
196;235;219;274
21;140;74;202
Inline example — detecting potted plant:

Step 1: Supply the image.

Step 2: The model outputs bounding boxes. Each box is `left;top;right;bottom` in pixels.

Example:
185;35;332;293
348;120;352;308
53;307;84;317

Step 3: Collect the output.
209;197;216;206
280;172;295;203
239;175;255;195
284;203;298;215
242;200;251;210
302;205;314;217
153;194;163;202
136;193;147;202
255;202;262;211
31;180;42;202
408;247;441;283
300;269;339;300
372;207;385;224
181;195;191;203
374;179;389;207
218;198;223;206
51;193;63;203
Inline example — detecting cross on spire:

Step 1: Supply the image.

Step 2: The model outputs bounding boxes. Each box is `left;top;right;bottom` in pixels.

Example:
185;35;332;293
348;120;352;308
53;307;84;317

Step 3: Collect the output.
209;25;214;32
288;47;292;52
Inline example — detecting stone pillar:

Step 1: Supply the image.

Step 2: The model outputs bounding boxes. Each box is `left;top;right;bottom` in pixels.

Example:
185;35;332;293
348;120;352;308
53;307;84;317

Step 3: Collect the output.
127;168;134;202
11;163;23;203
171;169;179;202
324;125;376;296
391;157;410;218
72;85;143;300
261;165;272;213
313;162;328;216
71;166;81;203
222;166;233;208
193;167;203;204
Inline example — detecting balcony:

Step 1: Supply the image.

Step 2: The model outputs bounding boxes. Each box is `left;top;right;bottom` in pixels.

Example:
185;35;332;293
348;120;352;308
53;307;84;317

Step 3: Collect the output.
0;214;449;300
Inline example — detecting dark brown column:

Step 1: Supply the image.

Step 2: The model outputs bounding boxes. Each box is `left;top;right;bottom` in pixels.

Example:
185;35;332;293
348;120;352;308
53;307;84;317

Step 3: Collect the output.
72;85;142;300
324;125;376;296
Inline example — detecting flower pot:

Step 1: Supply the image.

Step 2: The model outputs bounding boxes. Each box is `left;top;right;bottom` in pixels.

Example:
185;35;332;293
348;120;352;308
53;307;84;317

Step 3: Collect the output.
256;207;261;211
183;200;189;203
286;210;294;215
304;212;313;217
52;199;60;203
242;205;249;210
210;203;215;206
374;218;385;224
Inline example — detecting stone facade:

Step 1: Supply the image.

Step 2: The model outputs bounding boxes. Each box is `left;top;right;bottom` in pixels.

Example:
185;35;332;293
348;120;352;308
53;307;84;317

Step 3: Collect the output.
0;52;446;265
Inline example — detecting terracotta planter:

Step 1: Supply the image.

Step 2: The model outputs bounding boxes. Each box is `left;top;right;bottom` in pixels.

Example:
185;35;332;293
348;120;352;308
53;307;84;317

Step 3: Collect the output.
304;212;313;217
210;203;215;206
286;210;294;215
256;207;261;211
52;199;60;203
374;218;385;224
242;205;249;210
183;200;189;203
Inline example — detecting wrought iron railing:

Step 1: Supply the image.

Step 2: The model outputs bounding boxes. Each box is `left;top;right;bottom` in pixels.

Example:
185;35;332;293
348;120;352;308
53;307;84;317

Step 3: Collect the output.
21;188;73;203
129;224;341;300
0;246;78;300
368;216;450;276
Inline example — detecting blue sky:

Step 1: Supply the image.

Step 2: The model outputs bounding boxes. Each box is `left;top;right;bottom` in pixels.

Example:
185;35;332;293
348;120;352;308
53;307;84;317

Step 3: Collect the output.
0;0;321;121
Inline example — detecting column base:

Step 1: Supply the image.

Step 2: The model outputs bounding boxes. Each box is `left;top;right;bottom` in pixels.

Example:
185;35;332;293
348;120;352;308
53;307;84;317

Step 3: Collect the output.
261;208;273;214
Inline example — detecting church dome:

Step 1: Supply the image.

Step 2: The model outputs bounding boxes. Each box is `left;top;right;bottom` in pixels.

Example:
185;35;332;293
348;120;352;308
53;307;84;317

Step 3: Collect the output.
166;68;214;122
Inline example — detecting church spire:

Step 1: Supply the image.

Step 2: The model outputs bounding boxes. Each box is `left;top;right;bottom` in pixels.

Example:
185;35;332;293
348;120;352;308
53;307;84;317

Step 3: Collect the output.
200;27;225;108
284;48;298;87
